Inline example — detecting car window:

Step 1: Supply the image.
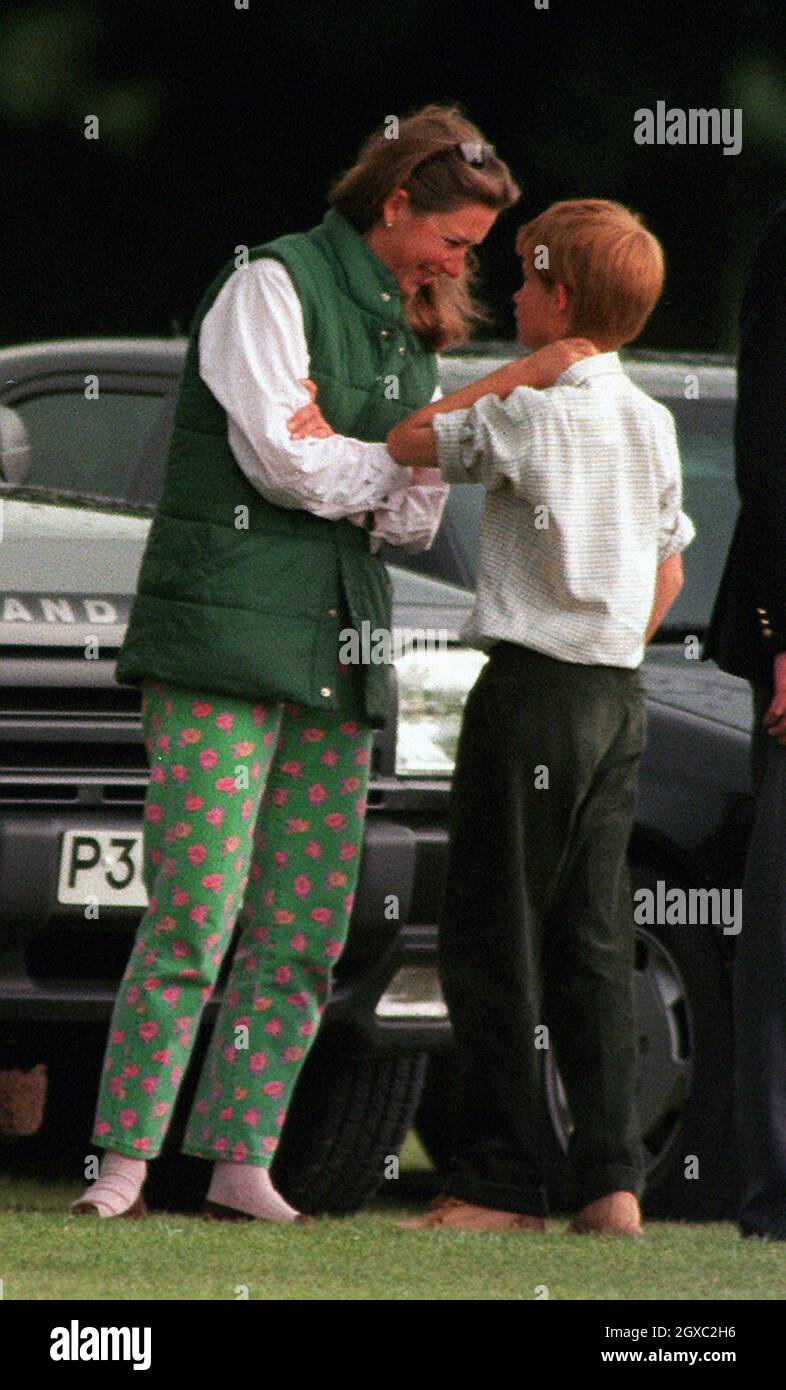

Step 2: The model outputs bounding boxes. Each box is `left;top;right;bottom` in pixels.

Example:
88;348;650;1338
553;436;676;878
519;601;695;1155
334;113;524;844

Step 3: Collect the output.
12;390;168;501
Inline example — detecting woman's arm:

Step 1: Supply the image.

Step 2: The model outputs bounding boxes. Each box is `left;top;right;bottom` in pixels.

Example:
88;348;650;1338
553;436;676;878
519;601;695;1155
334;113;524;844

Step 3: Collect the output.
385;337;598;467
198;259;411;519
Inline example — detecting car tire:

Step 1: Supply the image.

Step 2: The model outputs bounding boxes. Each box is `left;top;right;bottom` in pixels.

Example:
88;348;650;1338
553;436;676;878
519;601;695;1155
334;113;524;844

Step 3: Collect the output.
544;854;737;1219
271;1032;428;1215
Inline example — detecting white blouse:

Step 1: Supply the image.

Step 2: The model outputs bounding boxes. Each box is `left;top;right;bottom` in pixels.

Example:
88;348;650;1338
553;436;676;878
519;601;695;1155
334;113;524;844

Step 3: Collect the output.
198;258;448;552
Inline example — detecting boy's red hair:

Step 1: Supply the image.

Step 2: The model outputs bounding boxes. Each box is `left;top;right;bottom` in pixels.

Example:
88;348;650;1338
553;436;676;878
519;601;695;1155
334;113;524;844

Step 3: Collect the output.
515;199;665;347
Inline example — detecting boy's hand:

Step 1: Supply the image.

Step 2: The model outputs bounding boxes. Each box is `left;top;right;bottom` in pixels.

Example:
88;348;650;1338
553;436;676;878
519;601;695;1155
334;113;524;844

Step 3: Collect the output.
512;338;599;390
287;379;335;439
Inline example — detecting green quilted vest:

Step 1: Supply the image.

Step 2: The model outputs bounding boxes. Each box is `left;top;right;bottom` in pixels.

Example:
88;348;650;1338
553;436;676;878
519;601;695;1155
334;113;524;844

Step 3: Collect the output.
115;209;437;727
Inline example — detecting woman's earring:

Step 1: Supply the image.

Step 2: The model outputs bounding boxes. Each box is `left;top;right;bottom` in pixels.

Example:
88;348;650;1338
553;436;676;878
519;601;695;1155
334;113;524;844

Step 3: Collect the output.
385;220;393;229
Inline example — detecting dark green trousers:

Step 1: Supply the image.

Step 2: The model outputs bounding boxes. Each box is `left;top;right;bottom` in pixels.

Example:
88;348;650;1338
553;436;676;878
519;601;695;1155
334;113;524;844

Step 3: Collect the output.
439;641;647;1215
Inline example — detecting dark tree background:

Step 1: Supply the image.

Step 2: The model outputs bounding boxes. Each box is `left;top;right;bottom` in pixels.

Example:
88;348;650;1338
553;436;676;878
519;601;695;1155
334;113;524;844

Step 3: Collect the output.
2;0;784;352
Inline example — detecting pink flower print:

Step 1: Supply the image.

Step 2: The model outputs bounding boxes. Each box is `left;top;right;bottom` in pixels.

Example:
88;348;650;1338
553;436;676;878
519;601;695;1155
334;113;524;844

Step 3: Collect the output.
126;985;140;1005
161;856;177;879
215;776;238;794
253;996;272;1011
283;1046;304;1063
251;759;261;780
289;931;307;954
242;1107;260;1125
233;740;254;757
261;1137;278;1155
145;802;163;824
299;1019;315;1037
249;1052;268;1073
143;976;161;992
170;1065;183;1086
155;733;170;754
156;914;176;932
189;904;208;925
320;748;338;767
293;875;311;898
341;776;361;794
339;843;357;860
220;1107;233;1122
343;892;355;914
140;1076;158;1095
149;849;163;868
187;843;207;868
213;1136;229;1154
151;766;165;785
111;1030;125;1044
251;704;267;725
281;760;303;778
152;1048;171;1064
185;793;204;813
309;906;332;925
122;1064;139;1078
340;721;359;738
221;834;241;855
197;750;218;776
301;727;325;743
109;1076;125;1098
119;1108;137;1130
275;1109;287;1127
173;821;192;839
326;870;347;889
139;1021;158;1043
271;788;288;807
171;940;189;960
355;798;367;818
287;992;308;1010
153;1101;170;1118
170;890;189;910
263;730;275;746
94;1120;111;1136
231;1141;250;1162
305;840;322;860
223;1045;237;1064
308;783;327;806
274;850;287;867
143;952;157;967
274;965;292;985
171;764;188;782
263;1080;284;1098
192;700;213;718
241;797;254;821
178;727;202;746
286;817;310;834
324;812;346;830
161;986;181;1007
202;873;224;894
195;1099;208;1115
353;748;370;765
265;1019;283;1037
207;809;227;833
262;889;275;908
272;908;294;925
215;712;235;731
325;939;342;958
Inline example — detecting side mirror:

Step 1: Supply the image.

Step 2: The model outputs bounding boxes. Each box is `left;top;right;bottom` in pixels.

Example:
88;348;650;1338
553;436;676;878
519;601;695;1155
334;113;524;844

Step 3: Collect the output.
0;406;32;484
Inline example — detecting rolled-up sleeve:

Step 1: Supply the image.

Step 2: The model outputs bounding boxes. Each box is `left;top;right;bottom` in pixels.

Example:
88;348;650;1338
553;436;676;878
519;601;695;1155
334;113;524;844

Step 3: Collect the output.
198;259;409;519
432;390;539;494
656;415;696;562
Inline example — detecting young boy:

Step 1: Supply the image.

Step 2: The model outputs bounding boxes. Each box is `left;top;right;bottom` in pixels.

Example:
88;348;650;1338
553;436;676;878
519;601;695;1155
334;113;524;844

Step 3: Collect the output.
384;199;695;1236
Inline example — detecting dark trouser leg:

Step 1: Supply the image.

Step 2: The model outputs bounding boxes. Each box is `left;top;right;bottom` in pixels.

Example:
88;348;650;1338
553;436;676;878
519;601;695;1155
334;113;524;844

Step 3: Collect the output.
439;644;646;1217
735;685;786;1236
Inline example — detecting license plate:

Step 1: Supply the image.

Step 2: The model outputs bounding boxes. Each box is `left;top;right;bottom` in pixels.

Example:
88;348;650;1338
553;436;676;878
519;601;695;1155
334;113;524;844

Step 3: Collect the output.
58;830;148;907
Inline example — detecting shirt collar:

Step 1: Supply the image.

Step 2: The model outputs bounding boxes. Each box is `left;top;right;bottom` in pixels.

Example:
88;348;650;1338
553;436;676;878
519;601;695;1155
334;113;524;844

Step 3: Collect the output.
320;207;403;321
555;350;624;387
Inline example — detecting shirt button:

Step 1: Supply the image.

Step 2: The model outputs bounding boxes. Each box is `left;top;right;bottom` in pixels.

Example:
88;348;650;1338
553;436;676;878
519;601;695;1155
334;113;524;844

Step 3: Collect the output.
320;686;332;698
380;328;390;338
327;608;337;617
398;346;406;355
381;292;391;301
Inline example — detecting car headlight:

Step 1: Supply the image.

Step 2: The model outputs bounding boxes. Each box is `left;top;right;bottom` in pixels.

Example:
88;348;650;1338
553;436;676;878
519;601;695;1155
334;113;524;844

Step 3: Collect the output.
394;645;488;776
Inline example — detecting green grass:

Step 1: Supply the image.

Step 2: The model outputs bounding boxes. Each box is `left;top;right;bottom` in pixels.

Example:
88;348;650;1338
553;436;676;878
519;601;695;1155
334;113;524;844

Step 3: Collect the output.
2;1134;785;1301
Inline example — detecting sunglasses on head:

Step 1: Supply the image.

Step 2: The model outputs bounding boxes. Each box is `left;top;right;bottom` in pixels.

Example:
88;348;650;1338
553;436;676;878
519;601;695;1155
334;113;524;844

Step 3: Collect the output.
456;140;495;167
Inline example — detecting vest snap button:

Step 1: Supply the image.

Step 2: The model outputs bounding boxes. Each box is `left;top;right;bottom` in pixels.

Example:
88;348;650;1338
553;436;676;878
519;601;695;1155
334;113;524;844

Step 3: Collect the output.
381;292;391;301
320;686;332;698
327;608;337;617
398;346;406;355
380;328;390;338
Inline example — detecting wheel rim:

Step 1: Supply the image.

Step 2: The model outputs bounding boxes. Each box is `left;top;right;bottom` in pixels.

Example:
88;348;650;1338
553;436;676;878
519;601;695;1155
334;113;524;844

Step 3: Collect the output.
545;927;693;1176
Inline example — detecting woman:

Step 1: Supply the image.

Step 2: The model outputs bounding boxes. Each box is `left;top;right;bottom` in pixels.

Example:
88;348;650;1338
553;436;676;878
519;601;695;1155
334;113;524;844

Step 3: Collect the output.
71;104;519;1221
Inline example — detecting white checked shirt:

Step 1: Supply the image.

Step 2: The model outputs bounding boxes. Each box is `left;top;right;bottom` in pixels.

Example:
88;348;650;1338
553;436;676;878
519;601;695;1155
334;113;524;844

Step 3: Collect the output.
198;258;448;553
432;351;695;668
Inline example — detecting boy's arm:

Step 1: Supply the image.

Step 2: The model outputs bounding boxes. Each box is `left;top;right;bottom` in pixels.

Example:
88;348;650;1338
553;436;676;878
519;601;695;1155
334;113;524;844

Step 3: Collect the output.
386;338;597;467
645;553;684;642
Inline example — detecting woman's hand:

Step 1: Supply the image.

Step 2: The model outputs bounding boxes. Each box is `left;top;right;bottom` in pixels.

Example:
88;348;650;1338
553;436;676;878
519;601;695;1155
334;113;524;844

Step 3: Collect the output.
287;379;335;440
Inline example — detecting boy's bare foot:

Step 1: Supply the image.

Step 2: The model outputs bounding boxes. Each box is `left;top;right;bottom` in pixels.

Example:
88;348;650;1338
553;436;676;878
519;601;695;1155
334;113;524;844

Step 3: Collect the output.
568;1190;643;1237
399;1194;546;1232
